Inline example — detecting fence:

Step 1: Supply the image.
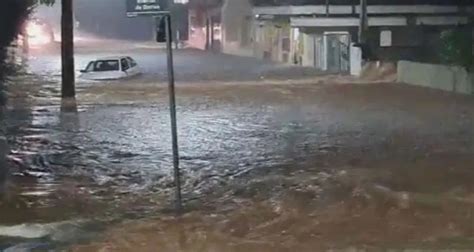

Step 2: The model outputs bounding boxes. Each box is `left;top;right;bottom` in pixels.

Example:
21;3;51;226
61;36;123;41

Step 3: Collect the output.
397;60;473;95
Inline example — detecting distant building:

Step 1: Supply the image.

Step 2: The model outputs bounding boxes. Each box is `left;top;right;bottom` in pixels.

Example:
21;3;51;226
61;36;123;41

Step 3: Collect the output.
187;0;222;50
189;0;474;75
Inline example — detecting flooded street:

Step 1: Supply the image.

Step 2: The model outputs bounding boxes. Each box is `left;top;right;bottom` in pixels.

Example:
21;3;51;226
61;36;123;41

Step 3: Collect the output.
1;43;474;251
27;41;323;84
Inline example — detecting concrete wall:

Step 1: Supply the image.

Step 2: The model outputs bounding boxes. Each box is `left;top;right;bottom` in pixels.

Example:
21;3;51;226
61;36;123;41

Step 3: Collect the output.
350;43;362;76
221;0;253;56
302;33;315;67
188;9;207;50
398;61;473;95
252;21;293;63
254;22;277;60
290;28;300;65
253;23;266;59
223;41;254;57
370;26;447;63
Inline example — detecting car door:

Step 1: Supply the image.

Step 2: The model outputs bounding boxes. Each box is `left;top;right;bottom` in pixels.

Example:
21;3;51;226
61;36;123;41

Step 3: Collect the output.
120;58;131;76
80;61;98;79
126;57;140;76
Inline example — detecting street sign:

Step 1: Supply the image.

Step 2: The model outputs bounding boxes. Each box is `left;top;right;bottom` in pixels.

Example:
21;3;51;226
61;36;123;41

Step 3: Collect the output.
126;0;169;17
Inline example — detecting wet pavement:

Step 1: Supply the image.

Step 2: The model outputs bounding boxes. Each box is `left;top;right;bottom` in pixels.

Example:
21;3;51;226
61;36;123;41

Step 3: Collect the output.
1;42;474;251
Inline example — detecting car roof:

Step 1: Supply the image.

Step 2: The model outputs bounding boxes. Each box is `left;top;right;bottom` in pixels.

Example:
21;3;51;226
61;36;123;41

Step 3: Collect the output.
94;56;132;61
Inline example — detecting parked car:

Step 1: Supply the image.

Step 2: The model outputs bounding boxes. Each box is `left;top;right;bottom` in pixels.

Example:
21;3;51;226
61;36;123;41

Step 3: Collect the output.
79;56;141;80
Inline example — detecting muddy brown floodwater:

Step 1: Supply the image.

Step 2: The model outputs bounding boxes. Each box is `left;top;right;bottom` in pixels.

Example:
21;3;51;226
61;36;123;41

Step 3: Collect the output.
2;64;474;250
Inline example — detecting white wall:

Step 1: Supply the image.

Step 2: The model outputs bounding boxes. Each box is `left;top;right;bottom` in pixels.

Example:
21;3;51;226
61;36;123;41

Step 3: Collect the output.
350;43;362;76
302;33;315;67
398;61;473;95
290;27;299;64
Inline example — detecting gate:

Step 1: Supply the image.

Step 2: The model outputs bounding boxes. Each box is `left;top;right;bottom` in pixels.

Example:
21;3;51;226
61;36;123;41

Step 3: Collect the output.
326;33;350;73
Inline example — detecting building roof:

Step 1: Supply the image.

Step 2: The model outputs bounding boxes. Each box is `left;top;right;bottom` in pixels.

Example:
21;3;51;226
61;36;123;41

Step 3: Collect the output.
252;0;474;6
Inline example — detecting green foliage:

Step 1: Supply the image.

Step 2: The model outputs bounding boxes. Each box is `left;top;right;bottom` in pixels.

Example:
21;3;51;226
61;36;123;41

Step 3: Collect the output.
0;0;54;106
439;28;473;71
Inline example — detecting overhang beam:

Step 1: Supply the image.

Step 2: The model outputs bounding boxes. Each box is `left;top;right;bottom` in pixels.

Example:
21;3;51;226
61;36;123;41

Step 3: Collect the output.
254;5;473;16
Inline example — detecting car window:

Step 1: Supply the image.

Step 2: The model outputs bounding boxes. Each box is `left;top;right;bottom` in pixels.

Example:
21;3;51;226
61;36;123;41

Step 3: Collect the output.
93;60;119;72
85;61;94;72
127;57;137;67
121;58;130;71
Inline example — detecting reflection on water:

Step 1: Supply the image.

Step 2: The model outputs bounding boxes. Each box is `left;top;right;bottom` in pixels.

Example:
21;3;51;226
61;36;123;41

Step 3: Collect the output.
3;94;341;248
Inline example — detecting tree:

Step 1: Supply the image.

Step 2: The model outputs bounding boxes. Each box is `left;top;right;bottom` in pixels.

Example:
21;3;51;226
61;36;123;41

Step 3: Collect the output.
0;0;32;105
0;0;55;85
61;0;75;99
439;27;473;71
33;0;76;99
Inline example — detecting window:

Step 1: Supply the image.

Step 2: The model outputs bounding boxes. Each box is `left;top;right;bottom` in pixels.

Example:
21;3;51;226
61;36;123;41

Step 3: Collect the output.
93;60;119;72
121;58;130;71
85;61;94;72
380;30;392;47
127;57;137;67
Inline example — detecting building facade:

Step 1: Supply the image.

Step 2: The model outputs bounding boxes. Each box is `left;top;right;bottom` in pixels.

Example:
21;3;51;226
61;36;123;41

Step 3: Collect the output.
188;0;474;75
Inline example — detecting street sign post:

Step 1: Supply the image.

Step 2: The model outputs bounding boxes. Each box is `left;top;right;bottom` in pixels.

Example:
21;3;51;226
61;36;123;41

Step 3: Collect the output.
126;1;182;213
162;15;182;213
126;0;169;17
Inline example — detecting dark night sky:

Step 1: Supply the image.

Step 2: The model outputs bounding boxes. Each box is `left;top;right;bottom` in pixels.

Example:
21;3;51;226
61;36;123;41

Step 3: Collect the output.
73;0;188;41
75;0;155;40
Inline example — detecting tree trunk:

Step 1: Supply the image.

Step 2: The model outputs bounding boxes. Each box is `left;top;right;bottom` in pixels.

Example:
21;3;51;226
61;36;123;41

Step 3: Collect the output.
61;0;75;99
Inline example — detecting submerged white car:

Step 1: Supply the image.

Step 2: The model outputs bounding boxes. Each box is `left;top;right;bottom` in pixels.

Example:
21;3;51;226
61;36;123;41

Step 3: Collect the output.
79;56;141;80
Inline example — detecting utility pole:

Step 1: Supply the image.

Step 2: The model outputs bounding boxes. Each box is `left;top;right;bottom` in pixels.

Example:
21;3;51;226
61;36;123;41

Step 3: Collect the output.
61;0;76;99
325;0;330;17
358;0;368;44
209;17;214;50
205;15;210;50
204;0;210;50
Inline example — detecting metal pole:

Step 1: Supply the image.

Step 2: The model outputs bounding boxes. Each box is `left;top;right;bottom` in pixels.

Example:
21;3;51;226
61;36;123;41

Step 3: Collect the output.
326;0;329;17
209;17;214;50
358;0;368;44
205;16;210;50
204;0;210;50
164;14;182;212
